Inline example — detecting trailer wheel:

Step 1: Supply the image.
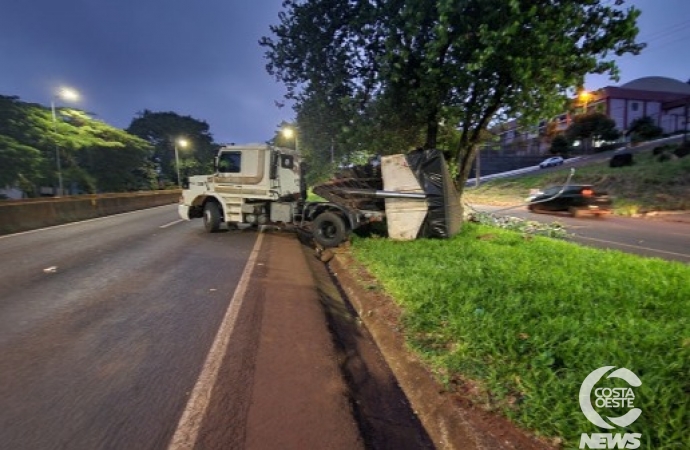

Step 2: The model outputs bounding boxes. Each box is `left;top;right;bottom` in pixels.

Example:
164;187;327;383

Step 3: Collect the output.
203;202;222;233
312;212;347;248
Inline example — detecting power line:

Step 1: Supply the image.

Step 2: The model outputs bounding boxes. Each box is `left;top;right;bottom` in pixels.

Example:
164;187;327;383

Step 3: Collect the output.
637;18;690;42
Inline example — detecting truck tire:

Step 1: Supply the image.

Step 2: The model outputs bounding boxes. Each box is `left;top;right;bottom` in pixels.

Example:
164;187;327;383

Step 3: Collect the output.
203;202;222;233
312;212;347;248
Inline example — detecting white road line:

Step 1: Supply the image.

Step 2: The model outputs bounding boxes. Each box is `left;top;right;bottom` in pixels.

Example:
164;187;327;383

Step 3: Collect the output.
159;219;184;229
573;235;690;260
0;204;175;240
167;232;265;450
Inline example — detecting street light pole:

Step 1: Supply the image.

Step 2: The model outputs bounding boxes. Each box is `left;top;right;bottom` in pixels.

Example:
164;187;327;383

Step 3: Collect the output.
330;138;334;164
174;138;189;188
50;99;64;196
50;87;79;196
174;141;181;188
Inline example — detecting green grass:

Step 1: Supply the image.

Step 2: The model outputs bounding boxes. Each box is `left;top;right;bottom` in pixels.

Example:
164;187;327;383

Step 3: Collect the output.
352;224;689;448
306;188;327;202
464;150;690;213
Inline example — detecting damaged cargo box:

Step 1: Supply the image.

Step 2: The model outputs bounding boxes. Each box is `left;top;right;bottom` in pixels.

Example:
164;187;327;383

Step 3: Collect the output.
313;148;463;241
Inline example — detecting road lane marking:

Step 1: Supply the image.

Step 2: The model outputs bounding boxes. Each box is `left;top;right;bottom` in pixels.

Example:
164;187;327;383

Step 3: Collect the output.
168;232;265;450
0;204;176;240
159;219;184;229
573;235;690;260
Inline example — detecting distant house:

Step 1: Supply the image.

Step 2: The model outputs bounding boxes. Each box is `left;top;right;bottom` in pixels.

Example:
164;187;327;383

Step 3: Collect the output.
582;76;690;134
490;76;690;155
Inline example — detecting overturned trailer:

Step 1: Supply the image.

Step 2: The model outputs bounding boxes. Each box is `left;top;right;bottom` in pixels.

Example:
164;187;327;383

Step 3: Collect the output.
313;148;463;242
179;144;463;248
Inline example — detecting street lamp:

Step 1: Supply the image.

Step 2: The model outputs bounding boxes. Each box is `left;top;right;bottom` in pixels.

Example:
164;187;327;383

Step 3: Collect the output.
51;87;80;196
174;138;189;188
579;90;591;113
281;125;299;153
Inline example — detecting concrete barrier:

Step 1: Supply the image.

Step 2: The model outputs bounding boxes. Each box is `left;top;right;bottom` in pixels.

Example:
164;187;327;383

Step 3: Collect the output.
0;191;180;235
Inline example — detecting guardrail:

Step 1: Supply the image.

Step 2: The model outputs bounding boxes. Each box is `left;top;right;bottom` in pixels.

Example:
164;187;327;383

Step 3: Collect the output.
0;190;180;235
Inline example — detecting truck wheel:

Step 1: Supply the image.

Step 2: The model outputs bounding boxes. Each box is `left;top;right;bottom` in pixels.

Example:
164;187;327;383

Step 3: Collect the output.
312;212;347;248
203;202;222;233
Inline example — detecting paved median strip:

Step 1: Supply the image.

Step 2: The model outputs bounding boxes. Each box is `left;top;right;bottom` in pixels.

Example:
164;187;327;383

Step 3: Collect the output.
167;232;264;450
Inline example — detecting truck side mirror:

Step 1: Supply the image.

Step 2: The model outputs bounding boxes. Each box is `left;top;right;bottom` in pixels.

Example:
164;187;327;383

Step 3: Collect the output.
213;156;219;173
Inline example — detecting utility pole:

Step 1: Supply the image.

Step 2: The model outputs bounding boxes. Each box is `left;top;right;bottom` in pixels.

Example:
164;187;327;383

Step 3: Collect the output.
330;138;335;164
683;97;690;145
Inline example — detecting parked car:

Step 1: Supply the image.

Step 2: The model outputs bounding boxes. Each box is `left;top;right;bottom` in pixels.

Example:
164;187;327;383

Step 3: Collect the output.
539;156;564;169
527;184;612;217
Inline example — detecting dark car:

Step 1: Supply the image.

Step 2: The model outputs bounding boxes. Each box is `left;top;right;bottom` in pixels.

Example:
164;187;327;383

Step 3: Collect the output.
527;184;612;217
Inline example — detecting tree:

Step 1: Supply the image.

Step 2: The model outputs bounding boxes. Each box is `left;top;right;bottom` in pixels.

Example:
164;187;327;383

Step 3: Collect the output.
261;0;643;193
550;134;572;156
0;95;156;195
565;112;620;152
627;116;663;143
127;110;218;185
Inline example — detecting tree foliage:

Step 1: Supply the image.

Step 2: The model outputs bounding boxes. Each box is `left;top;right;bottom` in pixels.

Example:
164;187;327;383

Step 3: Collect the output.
566;112;620;152
126;110;219;184
0;95;156;195
261;0;643;191
627;115;663;143
549;134;572;156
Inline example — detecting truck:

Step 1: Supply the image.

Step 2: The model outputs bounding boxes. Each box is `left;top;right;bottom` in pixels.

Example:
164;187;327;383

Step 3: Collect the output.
178;143;463;248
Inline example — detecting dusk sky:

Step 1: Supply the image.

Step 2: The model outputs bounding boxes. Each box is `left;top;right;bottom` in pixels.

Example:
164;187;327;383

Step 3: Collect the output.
1;0;688;145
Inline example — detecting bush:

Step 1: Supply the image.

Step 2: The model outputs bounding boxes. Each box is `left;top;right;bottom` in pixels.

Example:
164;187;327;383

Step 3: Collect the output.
549;134;571;156
652;144;675;156
657;153;675;163
673;142;690;158
610;152;634;168
627;116;663;142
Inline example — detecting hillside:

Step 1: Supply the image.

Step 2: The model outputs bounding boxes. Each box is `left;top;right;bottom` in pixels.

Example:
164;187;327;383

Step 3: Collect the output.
463;142;690;215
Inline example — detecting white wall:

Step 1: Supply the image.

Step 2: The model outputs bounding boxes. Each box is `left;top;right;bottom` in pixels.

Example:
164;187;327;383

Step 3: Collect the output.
610;99;626;129
0;187;24;199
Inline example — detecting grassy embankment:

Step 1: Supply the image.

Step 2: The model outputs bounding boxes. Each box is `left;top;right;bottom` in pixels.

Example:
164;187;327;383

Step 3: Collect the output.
350;225;689;449
464;148;690;214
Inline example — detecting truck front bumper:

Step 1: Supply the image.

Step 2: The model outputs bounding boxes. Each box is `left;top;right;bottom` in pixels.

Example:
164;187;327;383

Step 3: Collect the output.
178;204;191;221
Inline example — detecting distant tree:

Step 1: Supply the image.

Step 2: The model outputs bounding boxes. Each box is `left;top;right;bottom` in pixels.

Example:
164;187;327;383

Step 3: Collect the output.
626;116;663;143
0;95;156;195
566;112;620;152
550;134;572;156
262;0;644;195
127;110;219;184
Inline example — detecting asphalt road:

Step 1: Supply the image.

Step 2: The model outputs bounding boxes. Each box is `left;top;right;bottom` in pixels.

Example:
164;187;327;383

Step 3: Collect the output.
0;205;436;450
0;206;258;450
471;204;690;263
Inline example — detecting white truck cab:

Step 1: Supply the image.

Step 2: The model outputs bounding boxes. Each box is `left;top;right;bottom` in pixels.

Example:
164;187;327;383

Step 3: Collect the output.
178;144;304;231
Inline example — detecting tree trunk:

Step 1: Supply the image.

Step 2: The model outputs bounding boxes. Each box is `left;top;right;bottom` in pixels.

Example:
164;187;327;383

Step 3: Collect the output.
425;112;439;149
